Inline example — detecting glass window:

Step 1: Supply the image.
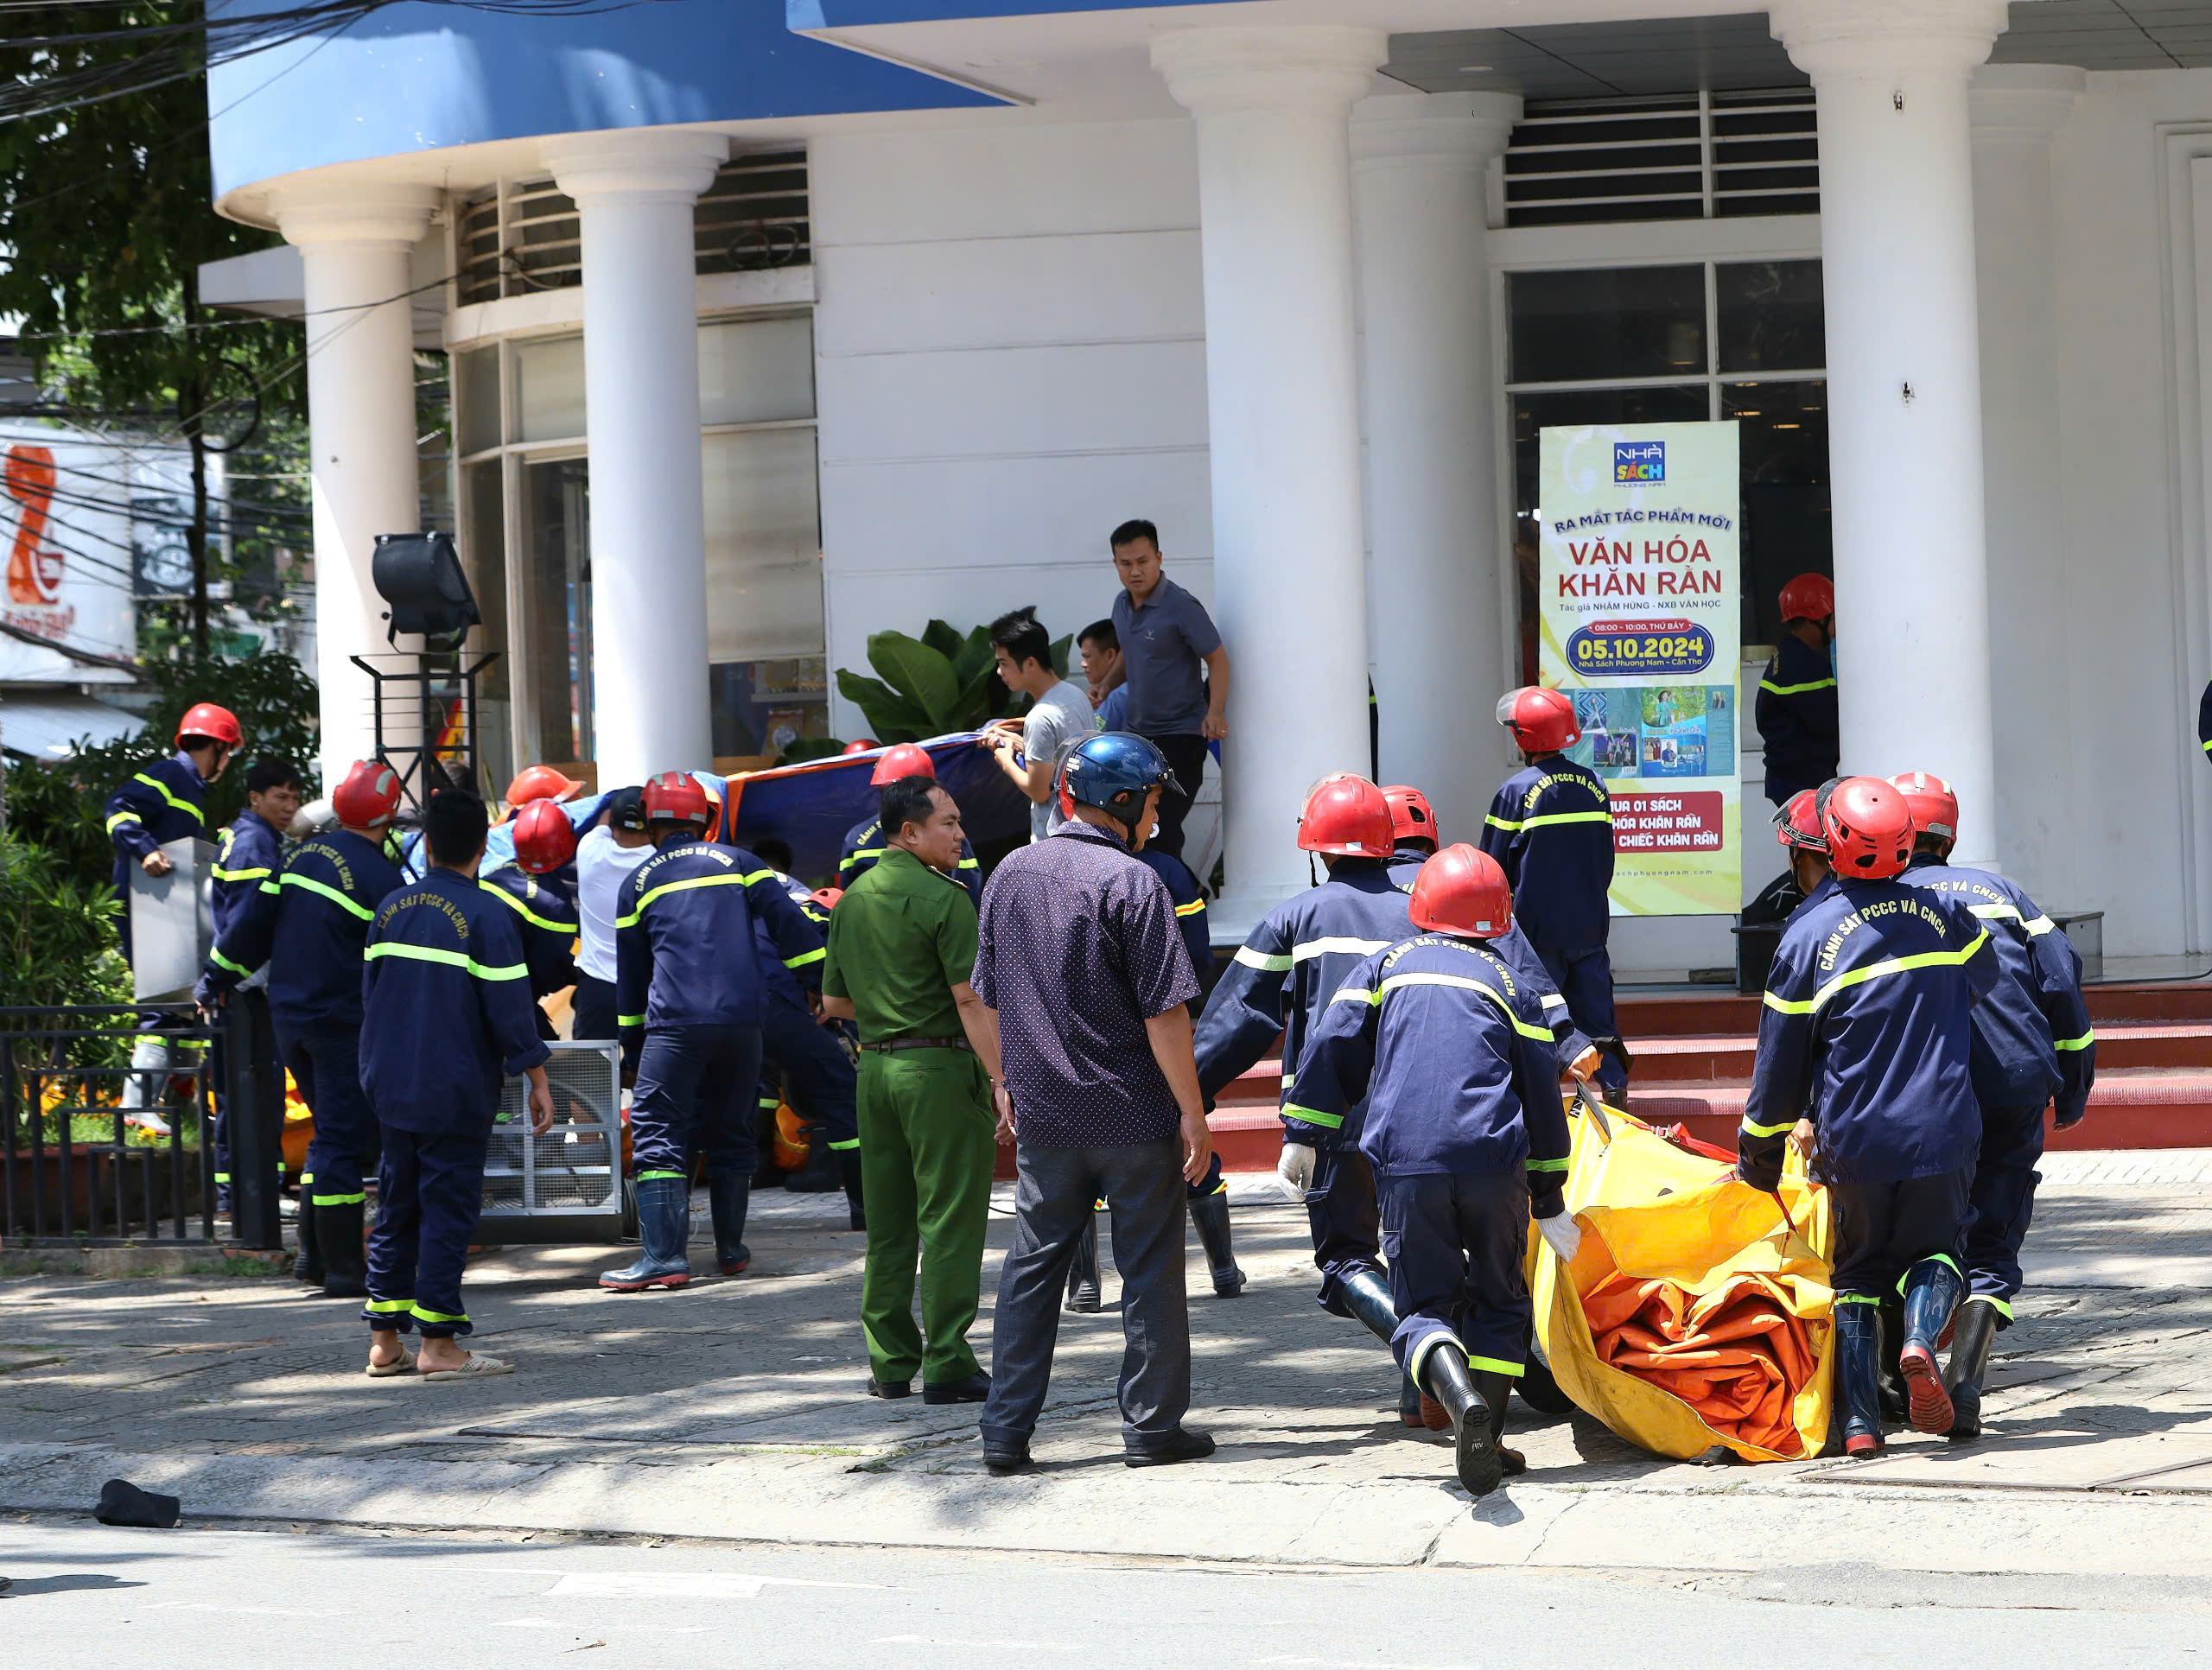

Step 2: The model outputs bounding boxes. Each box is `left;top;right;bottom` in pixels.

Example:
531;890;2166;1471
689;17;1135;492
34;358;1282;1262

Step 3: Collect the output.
1726;380;1831;645
461;460;513;798
1506;266;1706;384
455;346;500;455
699;314;816;427
702;428;823;663
515;335;587;443
1717;261;1825;374
521;457;592;765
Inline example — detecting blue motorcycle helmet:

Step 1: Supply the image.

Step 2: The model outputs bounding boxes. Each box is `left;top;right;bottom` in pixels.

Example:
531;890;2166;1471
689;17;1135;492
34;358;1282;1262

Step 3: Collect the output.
1056;732;1184;845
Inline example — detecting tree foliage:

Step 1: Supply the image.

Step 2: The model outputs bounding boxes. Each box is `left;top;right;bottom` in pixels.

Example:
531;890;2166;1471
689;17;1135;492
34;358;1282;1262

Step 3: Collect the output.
0;831;130;1019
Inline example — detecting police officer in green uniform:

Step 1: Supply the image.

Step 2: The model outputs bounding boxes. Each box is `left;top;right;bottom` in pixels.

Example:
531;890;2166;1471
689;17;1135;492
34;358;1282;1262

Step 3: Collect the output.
821;773;1005;1405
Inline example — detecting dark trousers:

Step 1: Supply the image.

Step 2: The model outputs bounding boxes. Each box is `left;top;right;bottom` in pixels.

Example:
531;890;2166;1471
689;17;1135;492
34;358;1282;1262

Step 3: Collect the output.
210;987;274;1207
1829;1167;1972;1299
281;1023;377;1206
1306;1145;1385;1313
760;988;858;1149
982;1138;1192;1452
1378;1168;1533;1381
1142;733;1210;861
1966;1103;2046;1309
570;974;618;1042
1537;943;1626;1096
630;1024;763;1181
363;1128;490;1338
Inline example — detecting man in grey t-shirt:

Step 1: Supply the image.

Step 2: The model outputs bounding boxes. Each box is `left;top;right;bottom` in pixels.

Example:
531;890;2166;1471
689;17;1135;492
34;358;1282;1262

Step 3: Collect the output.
982;608;1098;841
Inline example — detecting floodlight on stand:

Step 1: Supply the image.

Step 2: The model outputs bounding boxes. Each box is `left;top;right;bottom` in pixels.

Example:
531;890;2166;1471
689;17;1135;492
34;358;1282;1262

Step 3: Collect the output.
371;530;480;651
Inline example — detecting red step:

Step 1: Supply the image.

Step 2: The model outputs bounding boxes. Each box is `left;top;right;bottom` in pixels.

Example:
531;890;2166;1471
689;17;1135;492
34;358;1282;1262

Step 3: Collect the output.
1625;1018;2211;1084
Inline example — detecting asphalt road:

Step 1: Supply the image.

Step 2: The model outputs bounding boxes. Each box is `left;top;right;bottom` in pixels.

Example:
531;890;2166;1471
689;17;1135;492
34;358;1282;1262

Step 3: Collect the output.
2;1521;2208;1668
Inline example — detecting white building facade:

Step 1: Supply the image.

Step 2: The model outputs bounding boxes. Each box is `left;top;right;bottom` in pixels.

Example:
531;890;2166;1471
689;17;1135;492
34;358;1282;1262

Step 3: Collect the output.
200;0;2212;961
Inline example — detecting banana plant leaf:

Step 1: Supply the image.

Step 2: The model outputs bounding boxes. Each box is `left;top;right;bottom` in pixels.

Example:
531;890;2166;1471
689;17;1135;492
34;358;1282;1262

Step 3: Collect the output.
867;631;962;724
835;669;931;742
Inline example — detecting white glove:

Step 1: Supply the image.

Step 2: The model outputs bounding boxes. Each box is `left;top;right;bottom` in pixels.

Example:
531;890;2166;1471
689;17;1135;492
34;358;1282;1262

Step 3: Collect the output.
1538;1212;1582;1264
1276;1141;1316;1193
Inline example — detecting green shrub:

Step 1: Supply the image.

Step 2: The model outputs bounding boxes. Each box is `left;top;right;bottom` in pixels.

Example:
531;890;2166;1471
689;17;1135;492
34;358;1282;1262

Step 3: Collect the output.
835;619;1070;744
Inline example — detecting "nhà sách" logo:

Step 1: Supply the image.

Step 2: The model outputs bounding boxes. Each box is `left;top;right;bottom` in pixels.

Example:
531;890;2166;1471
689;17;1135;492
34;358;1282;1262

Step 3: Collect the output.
1614;441;1665;484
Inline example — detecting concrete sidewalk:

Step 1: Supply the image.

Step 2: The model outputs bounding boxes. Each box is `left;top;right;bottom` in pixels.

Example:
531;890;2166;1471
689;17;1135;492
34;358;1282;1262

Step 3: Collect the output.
3;1152;2211;1578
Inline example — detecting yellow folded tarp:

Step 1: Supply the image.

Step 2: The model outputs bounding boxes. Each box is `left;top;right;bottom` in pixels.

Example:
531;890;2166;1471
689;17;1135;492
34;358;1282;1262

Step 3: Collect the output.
1530;1095;1834;1463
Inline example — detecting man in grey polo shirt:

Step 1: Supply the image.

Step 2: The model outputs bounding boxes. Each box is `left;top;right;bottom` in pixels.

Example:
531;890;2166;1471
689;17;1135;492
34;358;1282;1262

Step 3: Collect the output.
1096;518;1230;860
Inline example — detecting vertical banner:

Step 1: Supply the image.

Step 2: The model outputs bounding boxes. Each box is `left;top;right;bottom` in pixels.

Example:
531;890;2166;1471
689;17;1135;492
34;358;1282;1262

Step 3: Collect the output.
1538;422;1740;916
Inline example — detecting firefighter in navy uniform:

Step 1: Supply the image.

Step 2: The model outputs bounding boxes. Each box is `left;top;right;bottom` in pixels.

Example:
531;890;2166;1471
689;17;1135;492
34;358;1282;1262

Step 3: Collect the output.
838;744;983;901
1754;572;1840;806
1738;777;1999;1455
1293;844;1575;1499
1891;772;2097;1440
198;760;405;1296
105;701;241;1121
602;772;828;1292
203;759;303;1211
1193;775;1415;1417
479;798;581;1039
359;791;553;1380
1481;687;1628;1099
1065;838;1243;1313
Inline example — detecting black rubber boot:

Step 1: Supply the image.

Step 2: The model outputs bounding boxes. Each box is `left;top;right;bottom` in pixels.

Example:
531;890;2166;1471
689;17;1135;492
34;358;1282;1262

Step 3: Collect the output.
1337;1268;1400;1349
600;1178;692;1291
1836;1300;1886;1457
709;1172;752;1275
839;1152;866;1232
1419;1343;1502;1498
1946;1296;2000;1442
1898;1257;1964;1435
1473;1368;1527;1476
1877;1292;1907;1425
1516;1323;1578;1415
785;1132;842;1194
1065;1213;1102;1313
317;1200;367;1299
291;1184;324;1285
1188;1189;1245;1297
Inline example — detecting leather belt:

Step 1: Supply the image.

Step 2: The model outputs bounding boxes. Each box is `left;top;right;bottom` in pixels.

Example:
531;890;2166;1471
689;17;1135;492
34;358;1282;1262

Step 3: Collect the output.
861;1036;972;1054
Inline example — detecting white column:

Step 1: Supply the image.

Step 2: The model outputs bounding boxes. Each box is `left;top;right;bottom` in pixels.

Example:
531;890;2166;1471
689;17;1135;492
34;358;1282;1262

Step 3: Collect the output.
1972;65;2082;894
1771;0;2010;865
544;130;728;784
1154;25;1386;936
268;185;439;785
1352;91;1521;846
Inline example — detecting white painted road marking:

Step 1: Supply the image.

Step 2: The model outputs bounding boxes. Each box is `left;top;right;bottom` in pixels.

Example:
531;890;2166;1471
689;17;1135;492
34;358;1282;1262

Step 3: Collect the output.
544;1572;885;1599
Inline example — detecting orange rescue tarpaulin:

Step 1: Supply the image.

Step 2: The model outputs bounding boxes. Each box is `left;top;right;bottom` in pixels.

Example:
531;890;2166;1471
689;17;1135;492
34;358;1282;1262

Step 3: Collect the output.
1531;1094;1835;1463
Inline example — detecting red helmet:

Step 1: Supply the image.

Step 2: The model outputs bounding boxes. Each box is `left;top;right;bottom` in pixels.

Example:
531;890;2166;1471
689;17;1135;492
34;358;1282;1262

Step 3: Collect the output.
1778;572;1835;624
175;702;242;748
512;798;577;874
1887;772;1958;844
1382;784;1439;849
1774;789;1828;854
332;759;402;833
1296;774;1395;859
1821;776;1913;879
809;886;844;913
505;764;584;809
643;771;712;832
842;739;879;755
1496;687;1580;755
869;742;937;787
1408;844;1513;939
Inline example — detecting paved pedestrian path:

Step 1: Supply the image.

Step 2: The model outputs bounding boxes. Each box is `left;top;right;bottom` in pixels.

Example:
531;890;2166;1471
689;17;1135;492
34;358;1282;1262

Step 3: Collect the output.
3;1160;2211;1578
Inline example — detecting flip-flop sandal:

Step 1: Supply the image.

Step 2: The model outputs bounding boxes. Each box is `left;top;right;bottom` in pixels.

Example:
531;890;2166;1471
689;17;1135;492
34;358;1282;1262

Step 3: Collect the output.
365;1349;417;1378
421;1354;512;1381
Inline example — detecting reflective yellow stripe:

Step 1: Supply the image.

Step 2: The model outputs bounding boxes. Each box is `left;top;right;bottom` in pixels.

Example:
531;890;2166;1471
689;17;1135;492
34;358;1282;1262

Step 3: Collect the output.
1526;1157;1568;1173
1965;1293;2014;1320
957;857;980;870
210;947;254;976
618;868;772;926
1740;1114;1796;1138
1760;677;1836;696
2054;1030;2095;1052
1363;970;1555;1042
1517;810;1613;830
1896;1252;1961;1295
105;810;141;834
829;1138;860;1151
133;772;204;821
212;866;271;882
1291;936;1393;964
849;846;885;861
409;1304;468;1325
282;872;374;920
481;879;576;936
364;942;529;981
1234;945;1293;973
1969;901;2057;937
1834;1293;1882;1306
1484;813;1522;833
1467;1355;1525;1379
1282;1103;1342;1129
1762;931;1990;1017
617;1013;645;1027
364;1298;412;1315
783;947;826;970
1173;898;1205;918
311;1191;367;1206
1280;1070;1294;1090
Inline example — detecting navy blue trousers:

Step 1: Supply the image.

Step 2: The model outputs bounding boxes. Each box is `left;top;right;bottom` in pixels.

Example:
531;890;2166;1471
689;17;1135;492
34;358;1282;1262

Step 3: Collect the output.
758;990;858;1150
1306;1146;1386;1313
631;1024;763;1182
570;975;618;1043
1828;1167;1972;1300
1536;943;1627;1096
1377;1169;1532;1381
280;1023;377;1207
1965;1103;2046;1312
363;1128;490;1337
